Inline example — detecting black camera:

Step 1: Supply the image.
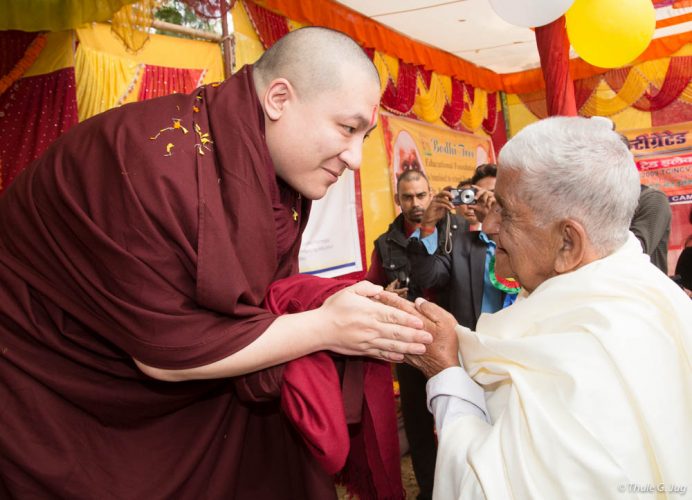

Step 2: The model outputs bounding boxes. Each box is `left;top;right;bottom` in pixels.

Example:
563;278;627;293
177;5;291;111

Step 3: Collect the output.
449;187;477;206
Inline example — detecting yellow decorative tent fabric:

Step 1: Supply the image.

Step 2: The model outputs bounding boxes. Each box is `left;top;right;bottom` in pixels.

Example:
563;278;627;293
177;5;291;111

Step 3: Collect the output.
412;73;447;124
22;30;76;77
75;44;142;121
75;23;224;121
580;59;671;116
231;0;265;71
110;0;159;53
0;0;139;32
372;51;398;97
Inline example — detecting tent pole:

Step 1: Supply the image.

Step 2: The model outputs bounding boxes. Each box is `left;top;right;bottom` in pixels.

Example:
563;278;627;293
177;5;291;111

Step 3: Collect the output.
151;20;221;41
221;0;235;79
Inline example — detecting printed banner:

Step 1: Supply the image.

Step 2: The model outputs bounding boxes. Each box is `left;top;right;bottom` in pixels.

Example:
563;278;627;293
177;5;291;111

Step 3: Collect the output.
624;122;692;203
622;122;692;274
298;169;365;278
380;113;495;193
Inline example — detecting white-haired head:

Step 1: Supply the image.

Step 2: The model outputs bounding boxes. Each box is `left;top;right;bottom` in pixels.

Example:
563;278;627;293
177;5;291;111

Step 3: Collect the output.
498;116;640;255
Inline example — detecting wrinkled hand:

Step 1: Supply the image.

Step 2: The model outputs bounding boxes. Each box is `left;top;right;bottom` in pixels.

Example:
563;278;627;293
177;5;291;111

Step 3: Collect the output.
315;281;433;363
471;186;496;223
375;293;460;378
421;190;455;229
385;279;409;298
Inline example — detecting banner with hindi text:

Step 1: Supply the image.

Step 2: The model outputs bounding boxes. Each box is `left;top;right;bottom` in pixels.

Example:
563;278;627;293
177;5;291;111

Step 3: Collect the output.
623;122;692;273
626;123;691;202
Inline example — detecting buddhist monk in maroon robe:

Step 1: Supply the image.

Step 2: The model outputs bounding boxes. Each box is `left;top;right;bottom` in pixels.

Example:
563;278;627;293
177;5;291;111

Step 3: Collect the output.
0;27;432;499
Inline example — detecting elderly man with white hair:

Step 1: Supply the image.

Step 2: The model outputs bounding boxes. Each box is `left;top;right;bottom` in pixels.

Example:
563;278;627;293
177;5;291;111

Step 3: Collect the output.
382;116;691;499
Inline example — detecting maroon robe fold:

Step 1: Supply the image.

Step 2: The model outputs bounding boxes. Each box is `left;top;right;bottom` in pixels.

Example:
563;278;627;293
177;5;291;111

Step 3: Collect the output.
0;66;347;499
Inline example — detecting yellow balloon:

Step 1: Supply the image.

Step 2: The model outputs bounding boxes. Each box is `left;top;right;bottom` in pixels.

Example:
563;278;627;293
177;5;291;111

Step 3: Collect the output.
566;0;655;68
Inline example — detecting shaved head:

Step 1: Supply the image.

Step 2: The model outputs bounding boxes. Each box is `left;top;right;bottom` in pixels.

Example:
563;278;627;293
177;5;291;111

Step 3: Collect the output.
253;27;380;99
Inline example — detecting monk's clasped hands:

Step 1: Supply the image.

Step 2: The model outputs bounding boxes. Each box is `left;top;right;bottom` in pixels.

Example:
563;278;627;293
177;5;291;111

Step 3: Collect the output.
316;281;433;362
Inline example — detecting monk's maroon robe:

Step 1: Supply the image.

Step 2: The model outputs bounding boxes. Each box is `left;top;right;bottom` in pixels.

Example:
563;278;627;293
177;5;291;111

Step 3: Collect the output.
0;66;355;499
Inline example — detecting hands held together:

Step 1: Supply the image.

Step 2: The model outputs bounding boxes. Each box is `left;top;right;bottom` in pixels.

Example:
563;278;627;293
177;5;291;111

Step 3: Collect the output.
375;292;461;378
317;281;460;378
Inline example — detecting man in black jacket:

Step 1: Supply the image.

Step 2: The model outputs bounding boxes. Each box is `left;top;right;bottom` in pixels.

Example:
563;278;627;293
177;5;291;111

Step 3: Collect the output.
408;164;510;331
365;168;459;500
366;169;458;301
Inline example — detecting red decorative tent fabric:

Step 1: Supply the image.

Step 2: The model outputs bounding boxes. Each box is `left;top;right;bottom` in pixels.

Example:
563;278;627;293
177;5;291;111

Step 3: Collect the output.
380;61;417;116
137;64;205;101
482;90;499;133
534;16;577;117
520;56;692;121
243;0;289;49
636;56;691;111
0;30;37;76
0;69;78;192
441;78;465;127
182;0;231;19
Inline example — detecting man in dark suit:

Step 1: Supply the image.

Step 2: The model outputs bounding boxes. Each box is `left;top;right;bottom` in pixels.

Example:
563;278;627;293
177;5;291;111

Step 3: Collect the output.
408;164;511;330
365;168;459;500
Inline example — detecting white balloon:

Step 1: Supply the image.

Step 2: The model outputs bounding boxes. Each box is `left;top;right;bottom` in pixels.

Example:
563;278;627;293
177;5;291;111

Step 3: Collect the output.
489;0;575;28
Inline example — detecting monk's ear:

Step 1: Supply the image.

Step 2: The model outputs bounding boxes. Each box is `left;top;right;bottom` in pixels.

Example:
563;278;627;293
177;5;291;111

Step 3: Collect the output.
262;78;293;121
554;219;588;274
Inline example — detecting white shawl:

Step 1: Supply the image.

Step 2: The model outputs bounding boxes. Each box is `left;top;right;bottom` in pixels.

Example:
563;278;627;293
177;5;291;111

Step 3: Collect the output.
435;235;692;499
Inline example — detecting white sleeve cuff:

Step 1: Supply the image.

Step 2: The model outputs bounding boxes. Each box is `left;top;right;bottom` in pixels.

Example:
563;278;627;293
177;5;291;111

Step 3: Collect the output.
426;366;490;432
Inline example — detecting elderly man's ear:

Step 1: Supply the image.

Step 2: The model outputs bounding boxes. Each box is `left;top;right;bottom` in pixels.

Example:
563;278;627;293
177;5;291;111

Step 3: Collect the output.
554;219;591;274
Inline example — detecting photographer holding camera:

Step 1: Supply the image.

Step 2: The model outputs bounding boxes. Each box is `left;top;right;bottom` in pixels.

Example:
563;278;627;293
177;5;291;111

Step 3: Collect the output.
407;164;516;331
365;168;459;500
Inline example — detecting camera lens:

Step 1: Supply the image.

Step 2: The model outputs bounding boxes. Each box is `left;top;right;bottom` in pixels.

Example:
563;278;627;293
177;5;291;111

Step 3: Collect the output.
460;188;476;204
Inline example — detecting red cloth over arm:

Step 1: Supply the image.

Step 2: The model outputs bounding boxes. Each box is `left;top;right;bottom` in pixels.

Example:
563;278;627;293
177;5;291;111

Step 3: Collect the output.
232;275;353;403
265;274;404;499
262;274;353;473
263;273;354;311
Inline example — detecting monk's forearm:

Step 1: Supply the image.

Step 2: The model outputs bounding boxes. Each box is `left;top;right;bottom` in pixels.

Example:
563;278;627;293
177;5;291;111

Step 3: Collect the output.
134;309;327;381
134;283;431;382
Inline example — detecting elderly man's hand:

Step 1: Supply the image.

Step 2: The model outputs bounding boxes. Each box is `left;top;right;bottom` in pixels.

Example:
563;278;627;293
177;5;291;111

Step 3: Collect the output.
375;293;461;378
